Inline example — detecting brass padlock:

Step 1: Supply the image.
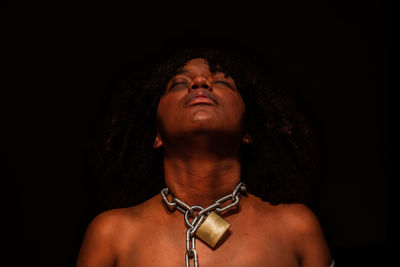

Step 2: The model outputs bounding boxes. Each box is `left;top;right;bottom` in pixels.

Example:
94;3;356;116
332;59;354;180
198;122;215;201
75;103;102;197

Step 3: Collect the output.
196;212;230;248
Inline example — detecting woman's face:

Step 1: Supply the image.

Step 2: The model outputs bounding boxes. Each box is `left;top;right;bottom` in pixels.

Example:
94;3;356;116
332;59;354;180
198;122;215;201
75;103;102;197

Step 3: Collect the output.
156;58;246;145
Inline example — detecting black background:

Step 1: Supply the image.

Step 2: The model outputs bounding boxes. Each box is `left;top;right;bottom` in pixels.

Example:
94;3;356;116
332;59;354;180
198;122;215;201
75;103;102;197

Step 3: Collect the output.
5;1;389;266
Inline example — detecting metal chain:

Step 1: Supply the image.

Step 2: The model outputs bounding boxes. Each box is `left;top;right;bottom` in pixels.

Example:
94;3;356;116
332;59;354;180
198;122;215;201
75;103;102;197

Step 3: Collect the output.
161;181;246;267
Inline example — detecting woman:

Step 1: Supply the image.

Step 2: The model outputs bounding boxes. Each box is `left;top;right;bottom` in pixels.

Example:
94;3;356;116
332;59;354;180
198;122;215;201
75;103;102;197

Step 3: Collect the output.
77;47;334;266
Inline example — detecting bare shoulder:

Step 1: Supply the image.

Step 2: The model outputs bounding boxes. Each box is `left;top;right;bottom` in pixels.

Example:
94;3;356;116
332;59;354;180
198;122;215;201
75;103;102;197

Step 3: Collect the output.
275;203;332;266
76;198;157;267
249;197;332;266
247;197;320;235
80;194;161;242
247;195;317;225
84;207;140;239
273;203;322;234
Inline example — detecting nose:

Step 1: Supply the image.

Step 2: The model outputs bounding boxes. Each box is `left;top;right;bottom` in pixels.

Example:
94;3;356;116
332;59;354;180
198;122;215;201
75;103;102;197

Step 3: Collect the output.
189;76;212;91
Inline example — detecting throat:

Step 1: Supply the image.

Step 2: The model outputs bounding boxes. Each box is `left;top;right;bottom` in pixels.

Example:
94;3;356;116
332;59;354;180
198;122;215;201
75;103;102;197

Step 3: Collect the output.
162;156;242;207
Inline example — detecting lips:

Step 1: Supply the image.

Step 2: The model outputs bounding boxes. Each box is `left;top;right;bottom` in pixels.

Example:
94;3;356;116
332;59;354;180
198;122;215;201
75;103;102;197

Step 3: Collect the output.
185;90;217;107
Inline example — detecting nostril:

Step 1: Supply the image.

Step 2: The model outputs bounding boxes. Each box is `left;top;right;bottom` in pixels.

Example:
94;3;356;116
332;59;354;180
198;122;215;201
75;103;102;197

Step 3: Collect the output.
191;84;209;90
190;78;211;91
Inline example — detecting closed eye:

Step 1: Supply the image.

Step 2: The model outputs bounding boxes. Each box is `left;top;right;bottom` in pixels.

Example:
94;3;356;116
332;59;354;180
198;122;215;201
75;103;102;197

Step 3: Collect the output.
214;81;233;89
169;82;188;90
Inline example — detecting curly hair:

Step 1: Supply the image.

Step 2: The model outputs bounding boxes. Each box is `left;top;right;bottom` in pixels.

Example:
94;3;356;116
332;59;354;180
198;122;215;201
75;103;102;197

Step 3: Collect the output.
87;43;318;212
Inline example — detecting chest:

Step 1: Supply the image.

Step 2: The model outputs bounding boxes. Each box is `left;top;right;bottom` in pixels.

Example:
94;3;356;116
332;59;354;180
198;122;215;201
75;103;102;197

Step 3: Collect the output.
116;215;299;267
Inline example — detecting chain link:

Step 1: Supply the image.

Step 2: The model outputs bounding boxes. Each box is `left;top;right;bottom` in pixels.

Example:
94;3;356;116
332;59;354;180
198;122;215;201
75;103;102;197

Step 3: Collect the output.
161;181;246;267
184;206;203;229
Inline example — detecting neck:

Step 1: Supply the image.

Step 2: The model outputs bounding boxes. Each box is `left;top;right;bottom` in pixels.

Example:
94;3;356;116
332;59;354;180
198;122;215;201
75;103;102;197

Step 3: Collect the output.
163;153;242;208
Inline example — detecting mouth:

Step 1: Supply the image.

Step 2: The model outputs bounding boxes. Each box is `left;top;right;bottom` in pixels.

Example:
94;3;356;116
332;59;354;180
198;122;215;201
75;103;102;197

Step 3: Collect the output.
185;91;217;107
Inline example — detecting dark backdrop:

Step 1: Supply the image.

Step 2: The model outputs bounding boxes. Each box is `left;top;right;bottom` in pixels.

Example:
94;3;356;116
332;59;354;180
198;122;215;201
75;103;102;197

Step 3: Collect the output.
5;1;389;266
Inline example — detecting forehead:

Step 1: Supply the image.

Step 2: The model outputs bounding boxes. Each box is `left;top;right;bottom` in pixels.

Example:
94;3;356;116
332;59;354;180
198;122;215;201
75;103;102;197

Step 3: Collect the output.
176;58;211;76
174;57;232;81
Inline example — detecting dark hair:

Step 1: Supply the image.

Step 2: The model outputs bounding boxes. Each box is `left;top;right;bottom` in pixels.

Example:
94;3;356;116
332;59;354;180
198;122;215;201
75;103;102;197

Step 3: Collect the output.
88;43;318;212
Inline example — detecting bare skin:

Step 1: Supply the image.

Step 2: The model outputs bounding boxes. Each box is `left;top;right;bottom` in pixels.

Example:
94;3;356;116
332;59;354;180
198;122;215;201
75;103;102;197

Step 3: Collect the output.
77;58;332;267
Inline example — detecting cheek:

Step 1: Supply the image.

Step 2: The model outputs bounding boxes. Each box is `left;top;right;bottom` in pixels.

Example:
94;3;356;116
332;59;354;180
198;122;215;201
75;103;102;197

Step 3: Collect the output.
156;98;170;123
156;94;181;124
225;94;245;118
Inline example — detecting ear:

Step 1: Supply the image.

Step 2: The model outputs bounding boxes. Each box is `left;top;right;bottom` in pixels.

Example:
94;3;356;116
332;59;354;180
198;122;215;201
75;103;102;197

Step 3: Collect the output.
242;132;253;144
153;132;163;149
